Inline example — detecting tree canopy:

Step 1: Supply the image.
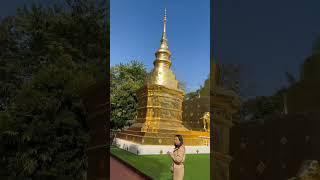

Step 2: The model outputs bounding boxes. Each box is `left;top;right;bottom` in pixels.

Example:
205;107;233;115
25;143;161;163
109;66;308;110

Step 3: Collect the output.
0;0;107;178
110;60;147;130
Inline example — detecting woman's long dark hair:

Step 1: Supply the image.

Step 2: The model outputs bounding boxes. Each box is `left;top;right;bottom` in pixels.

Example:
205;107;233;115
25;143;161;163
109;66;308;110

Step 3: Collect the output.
175;135;183;148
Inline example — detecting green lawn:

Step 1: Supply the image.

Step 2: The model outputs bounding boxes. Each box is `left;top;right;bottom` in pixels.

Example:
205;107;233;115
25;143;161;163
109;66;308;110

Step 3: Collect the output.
110;146;210;180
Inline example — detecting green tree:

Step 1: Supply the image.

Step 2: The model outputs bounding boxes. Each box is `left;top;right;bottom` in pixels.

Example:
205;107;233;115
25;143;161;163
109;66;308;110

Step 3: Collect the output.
110;60;147;130
185;90;200;100
0;0;107;178
312;36;320;55
199;76;210;97
240;87;287;122
285;71;297;85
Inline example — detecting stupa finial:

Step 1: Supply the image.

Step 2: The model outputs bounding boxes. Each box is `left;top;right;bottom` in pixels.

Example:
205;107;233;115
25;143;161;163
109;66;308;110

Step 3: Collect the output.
153;7;171;67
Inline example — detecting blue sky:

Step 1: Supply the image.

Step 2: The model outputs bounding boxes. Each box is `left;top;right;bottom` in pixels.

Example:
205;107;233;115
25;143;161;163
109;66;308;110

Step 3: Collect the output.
214;0;320;96
111;0;210;92
3;0;320;96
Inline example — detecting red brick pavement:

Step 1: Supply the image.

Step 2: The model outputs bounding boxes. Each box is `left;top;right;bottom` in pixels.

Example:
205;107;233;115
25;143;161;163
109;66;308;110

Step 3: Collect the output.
110;156;150;180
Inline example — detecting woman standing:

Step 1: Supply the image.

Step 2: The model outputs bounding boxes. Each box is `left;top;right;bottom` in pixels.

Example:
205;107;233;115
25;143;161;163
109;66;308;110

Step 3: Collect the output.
167;135;185;180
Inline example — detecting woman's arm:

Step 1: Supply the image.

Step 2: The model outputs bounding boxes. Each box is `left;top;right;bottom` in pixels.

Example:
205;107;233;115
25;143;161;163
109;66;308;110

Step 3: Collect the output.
170;147;185;163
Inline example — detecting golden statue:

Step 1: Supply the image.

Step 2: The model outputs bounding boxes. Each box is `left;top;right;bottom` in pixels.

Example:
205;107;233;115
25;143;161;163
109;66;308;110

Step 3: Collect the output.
201;112;210;132
288;160;320;180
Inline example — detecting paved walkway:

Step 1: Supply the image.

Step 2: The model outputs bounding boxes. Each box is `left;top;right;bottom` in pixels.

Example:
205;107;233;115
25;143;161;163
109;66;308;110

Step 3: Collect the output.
110;156;150;180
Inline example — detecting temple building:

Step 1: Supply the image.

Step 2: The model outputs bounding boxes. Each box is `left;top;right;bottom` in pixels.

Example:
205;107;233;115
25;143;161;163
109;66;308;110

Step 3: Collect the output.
114;9;210;155
182;78;210;132
229;53;320;179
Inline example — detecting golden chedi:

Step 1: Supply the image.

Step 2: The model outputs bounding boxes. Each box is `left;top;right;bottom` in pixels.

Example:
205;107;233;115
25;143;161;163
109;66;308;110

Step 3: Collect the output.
115;9;209;155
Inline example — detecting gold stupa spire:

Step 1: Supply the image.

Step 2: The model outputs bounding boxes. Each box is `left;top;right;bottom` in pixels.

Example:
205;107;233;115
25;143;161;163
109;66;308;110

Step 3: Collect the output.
162;8;167;40
147;8;181;91
154;8;171;67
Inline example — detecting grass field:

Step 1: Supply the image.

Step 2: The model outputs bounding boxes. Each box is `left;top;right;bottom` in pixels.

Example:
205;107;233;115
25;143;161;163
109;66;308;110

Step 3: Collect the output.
110;146;210;180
